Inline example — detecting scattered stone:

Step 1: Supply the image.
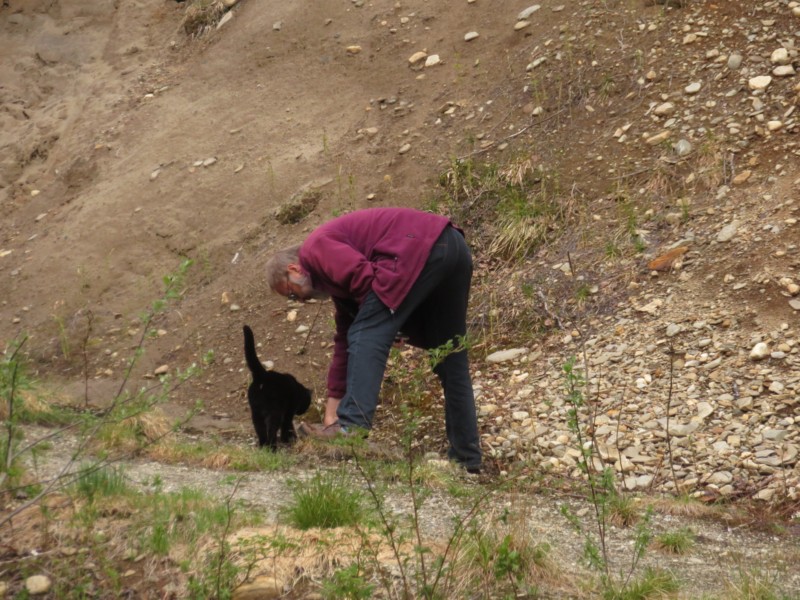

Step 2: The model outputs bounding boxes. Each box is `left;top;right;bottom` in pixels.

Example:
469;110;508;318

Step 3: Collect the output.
654;102;675;116
727;53;743;70
154;364;170;375
773;65;796;77
464;31;479;42
770;48;790;65
748;76;772;91
346;45;362;54
716;221;739;242
408;51;427;65
707;471;733;485
424;54;441;67
673;139;692;156
232;575;282;600
517;5;541;20
217;11;233;29
697;402;714;419
646;130;671;145
732;170;751;185
749;342;769;360
25;575;52;595
685;81;701;94
763;429;788;442
486;348;528;363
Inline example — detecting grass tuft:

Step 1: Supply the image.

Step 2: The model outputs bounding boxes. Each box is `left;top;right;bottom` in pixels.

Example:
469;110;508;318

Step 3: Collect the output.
607;492;640;528
283;470;367;530
602;567;679;600
726;566;795;600
652;527;694;555
181;0;226;36
650;494;715;518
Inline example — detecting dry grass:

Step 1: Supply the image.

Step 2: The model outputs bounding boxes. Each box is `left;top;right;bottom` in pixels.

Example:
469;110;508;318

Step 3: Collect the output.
181;0;226;37
217;524;444;592
649;494;716;518
488;215;553;260
275;189;324;225
451;507;576;598
147;442;237;469
0;389;50;420
92;408;172;453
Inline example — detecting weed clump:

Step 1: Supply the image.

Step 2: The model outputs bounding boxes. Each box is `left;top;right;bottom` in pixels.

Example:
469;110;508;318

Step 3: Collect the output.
182;0;226;37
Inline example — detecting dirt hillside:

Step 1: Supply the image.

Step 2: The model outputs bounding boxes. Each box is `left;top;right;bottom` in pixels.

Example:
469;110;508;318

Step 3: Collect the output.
2;0;799;497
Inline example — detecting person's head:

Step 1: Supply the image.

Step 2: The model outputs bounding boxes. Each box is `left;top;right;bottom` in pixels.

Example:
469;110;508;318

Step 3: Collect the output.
265;246;328;301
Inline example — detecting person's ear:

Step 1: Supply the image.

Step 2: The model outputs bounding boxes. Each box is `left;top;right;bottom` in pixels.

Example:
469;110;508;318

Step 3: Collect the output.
287;263;303;276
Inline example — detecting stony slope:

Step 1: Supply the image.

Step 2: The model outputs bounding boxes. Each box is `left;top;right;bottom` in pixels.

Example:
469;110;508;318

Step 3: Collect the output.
1;0;798;508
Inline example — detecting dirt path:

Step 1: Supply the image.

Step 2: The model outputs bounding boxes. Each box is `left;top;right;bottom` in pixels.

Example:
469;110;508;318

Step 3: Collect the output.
15;426;800;599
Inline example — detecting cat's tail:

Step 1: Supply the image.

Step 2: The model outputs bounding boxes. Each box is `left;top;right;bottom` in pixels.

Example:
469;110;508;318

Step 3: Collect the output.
243;325;269;378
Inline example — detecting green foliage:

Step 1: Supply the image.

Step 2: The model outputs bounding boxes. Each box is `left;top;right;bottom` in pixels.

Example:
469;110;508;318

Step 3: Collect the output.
283;470;367;530
73;465;131;503
427;334;472;370
0;430;26;491
654;527;694;554
438;156;571;261
602;567;679;600
605;241;622;259
1;337;30;398
561;356;656;597
322;563;375;600
460;511;552;599
607;493;640;528
726;567;794;600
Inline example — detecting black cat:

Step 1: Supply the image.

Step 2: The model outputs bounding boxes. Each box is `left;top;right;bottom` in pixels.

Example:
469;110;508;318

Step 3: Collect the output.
243;325;311;450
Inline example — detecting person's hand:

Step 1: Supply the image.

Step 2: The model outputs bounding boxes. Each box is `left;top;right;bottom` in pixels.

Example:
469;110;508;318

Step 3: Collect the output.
393;332;408;348
323;396;341;426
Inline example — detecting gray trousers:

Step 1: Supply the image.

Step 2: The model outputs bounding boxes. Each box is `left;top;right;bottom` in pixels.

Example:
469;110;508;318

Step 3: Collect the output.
336;226;482;469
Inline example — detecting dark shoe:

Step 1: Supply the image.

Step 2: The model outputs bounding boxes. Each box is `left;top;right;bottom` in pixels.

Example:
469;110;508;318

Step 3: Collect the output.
466;465;481;475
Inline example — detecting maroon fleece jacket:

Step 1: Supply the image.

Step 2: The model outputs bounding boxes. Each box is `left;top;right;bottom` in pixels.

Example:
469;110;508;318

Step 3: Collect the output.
298;207;453;399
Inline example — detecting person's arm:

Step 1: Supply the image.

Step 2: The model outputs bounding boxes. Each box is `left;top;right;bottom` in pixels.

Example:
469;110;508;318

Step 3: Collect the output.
303;234;376;302
325;298;356;409
323;397;341;426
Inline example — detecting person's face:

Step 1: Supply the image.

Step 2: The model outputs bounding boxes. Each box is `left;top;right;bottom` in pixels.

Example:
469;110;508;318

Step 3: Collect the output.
278;264;327;301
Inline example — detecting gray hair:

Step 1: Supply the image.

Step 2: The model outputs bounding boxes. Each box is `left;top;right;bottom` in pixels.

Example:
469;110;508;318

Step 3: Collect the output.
265;245;300;292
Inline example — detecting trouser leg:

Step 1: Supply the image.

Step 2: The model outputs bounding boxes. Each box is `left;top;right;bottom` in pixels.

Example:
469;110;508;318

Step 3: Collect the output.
335;292;397;429
337;227;482;468
410;228;481;468
336;228;459;429
398;228;481;467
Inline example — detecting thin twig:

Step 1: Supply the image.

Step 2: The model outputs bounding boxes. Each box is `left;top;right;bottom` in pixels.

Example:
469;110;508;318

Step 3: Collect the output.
2;336;28;490
665;344;679;491
215;476;243;598
297;302;323;356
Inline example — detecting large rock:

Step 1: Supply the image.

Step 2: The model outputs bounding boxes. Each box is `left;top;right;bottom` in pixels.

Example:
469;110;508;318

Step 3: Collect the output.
233;576;283;600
